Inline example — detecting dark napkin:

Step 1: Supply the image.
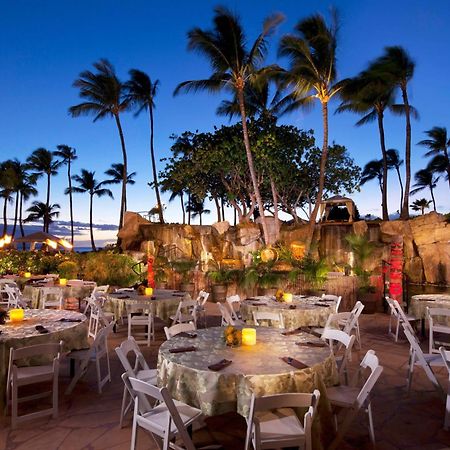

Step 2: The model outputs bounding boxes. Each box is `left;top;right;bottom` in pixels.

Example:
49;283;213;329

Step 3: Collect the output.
320;299;335;303
296;340;327;348
177;332;197;338
249;301;267;306
289;305;297;310
314;303;330;307
281;356;308;369
281;326;312;336
208;359;232;371
59;318;82;323
35;325;49;334
172;293;185;297
169;346;196;353
116;295;130;299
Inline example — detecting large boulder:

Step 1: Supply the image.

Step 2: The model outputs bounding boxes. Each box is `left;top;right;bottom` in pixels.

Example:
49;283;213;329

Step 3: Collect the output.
118;211;152;251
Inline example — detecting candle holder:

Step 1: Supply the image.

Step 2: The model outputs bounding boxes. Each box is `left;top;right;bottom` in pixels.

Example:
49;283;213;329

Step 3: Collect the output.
9;308;24;322
282;293;293;303
59;278;67;286
242;328;256;346
145;287;153;296
24;272;31;278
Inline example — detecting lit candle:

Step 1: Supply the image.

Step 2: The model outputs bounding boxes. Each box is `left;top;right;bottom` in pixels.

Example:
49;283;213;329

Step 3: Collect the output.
242;328;256;346
9;308;24;322
282;293;293;303
24;272;31;278
59;278;67;286
145;287;153;296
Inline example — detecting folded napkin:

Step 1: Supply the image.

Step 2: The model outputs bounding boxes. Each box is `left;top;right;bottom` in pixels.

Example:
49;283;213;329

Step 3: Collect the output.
281;326;312;336
177;332;197;338
115;288;134;292
172;293;185;297
281;356;308;369
116;295;130;299
35;325;49;334
320;299;335;303
314;303;330;307
296;340;327;348
169;346;196;353
208;359;232;371
289;305;297;310
250;301;267;306
59;318;82;323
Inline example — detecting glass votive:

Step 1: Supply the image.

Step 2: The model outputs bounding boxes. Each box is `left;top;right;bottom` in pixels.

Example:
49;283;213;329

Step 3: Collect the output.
242;328;256;346
9;308;24;322
282;293;293;303
59;278;67;286
24;272;31;278
145;287;153;296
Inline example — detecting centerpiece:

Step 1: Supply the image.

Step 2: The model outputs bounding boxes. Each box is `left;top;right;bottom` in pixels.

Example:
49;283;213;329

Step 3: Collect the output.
224;325;242;347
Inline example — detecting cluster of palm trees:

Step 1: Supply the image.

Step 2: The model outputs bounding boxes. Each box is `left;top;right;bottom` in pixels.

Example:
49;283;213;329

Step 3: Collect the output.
0;145;135;250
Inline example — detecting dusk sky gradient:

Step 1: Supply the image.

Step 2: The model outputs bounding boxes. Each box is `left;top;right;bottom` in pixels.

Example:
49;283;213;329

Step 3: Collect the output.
1;0;449;245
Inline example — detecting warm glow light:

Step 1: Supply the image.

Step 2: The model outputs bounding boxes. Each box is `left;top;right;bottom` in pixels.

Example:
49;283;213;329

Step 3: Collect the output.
24;272;31;278
59;278;67;286
145;287;153;296
3;235;12;244
0;239;4;248
282;293;293;303
9;308;24;322
45;239;58;249
242;328;256;346
59;239;73;249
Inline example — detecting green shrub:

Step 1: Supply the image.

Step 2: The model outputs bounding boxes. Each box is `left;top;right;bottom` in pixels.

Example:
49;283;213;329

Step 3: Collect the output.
57;260;79;279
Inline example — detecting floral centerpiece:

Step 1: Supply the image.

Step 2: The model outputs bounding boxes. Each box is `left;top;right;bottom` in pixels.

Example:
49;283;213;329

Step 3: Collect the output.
224;325;242;347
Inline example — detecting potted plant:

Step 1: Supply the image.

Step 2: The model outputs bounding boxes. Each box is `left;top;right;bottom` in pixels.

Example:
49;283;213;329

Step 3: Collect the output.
345;233;378;313
288;256;329;296
242;257;284;296
207;261;238;303
170;259;197;297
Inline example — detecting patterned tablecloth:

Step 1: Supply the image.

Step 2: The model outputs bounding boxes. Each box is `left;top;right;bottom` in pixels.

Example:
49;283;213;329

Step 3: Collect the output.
240;295;337;329
23;284;95;309
105;289;187;322
410;294;450;322
158;326;338;450
0;309;88;410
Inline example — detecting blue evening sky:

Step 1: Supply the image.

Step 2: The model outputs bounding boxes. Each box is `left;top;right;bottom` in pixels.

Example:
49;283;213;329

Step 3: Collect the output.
1;0;449;244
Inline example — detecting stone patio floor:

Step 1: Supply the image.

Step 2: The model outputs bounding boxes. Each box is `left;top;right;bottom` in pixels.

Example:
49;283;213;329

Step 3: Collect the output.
1;305;450;450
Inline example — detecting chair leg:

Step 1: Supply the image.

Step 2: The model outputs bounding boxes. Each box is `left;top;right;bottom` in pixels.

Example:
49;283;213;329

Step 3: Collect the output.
131;407;138;450
52;369;59;419
395;319;400;342
429;327;433;354
119;386;130;428
356;321;362;349
96;356;102;394
366;402;376;446
328;408;359;450
445;386;450;430
11;380;18;429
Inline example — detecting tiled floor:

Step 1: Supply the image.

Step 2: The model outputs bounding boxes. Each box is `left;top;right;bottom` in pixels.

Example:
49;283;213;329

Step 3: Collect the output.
1;306;450;450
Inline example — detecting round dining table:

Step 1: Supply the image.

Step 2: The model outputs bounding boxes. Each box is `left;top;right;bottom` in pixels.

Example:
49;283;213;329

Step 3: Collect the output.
105;289;187;322
0;309;88;410
240;295;337;329
158;326;338;450
23;284;95;309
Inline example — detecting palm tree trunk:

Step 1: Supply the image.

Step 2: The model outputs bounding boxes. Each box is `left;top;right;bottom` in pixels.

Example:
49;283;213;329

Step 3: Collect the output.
213;196;221;222
19;193;25;250
400;86;412;219
269;177;280;242
114;114;128;230
377;111;389;220
11;192;19;238
2;197;7;235
443;148;450;189
187;192;191;225
89;194;96;252
395;166;404;213
237;86;270;244
46;172;51;232
180;193;185;224
430;185;437;211
149;107;164;223
199;213;202;226
221;198;225;222
234;207;237;226
68;159;74;246
306;101;329;252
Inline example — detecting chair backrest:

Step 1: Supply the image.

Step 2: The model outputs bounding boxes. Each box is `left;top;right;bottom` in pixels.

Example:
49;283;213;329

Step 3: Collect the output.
121;372;152;415
352;350;383;408
164;322;196;340
129;377;197;450
322;294;342;312
253;311;285;329
87;297;102;339
344;301;364;333
196;290;210;306
247;390;320;450
428;307;450;323
226;295;241;321
218;302;235;326
41;287;63;309
92;321;114;357
127;302;153;316
116;337;151;376
439;346;450;376
173;299;197;323
93;284;109;294
389;298;415;335
4;285;23;308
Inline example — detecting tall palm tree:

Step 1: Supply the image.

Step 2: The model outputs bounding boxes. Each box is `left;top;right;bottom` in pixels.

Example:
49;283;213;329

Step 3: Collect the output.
26;148;61;232
70;169;113;251
410;168;439;212
418;126;450;188
279;11;345;249
372;46;415;219
103;163;136;211
0;161;17;235
386;149;404;213
410;198;432;215
25;201;60;231
174;6;284;244
53;145;77;245
186;196;210;226
125;69;164;223
337;73;395;220
18;174;38;245
6;159;29;238
69;59;129;230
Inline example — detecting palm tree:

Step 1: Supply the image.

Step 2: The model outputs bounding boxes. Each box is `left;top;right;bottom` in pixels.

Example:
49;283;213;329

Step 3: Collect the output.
125;69;164;223
0;161;17;235
70;169;113;251
53;145;77;245
186;196;210;226
25;201;60;231
418;126;450;188
103;163;136;211
410;198;432;215
386;149;404;213
174;6;284;244
26;148;61;232
337;73;395;220
410;168;439;212
361;159;384;193
18;174;38;245
279;11;345;249
69;59;129;230
372;46;415;219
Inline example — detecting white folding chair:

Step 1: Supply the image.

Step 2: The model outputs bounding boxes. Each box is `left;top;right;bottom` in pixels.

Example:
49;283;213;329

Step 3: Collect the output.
218;302;244;326
439;347;450;430
1;281;20;308
322;328;356;385
253;311;285;329
195;290;210;327
65;322;114;395
386;297;418;342
128;377;204;450
402;323;444;395
245;390;320;450
428;307;450;354
322;294;342;312
128;303;154;346
4;285;29;308
170;299;198;328
327;350;384;450
41;287;64;309
337;301;364;349
164;322;196;340
93;284;109;294
6;341;63;428
115;337;157;427
226;295;242;322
